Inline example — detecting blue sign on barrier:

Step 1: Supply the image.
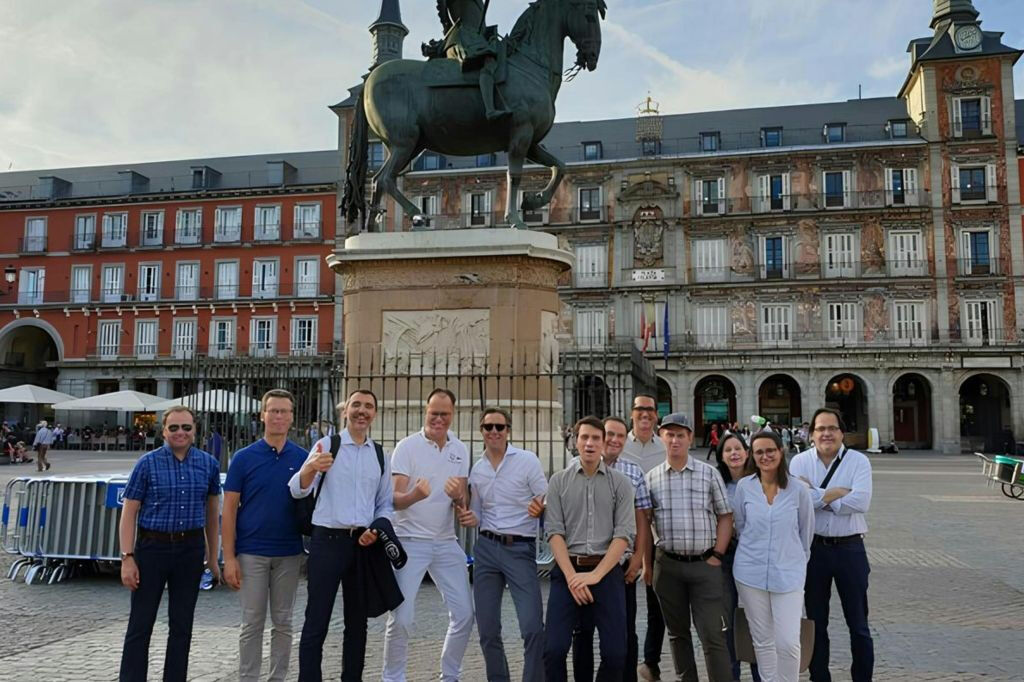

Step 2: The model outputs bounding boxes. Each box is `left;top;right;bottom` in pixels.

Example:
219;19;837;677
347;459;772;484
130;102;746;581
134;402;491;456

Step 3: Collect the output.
105;483;128;509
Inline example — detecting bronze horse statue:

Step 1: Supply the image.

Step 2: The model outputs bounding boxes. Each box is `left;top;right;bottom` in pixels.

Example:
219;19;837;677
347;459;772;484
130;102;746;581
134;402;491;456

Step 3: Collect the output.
342;0;606;232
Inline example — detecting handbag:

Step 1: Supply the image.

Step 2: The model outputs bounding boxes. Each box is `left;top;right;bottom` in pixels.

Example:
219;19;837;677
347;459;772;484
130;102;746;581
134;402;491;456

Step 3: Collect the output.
734;607;815;672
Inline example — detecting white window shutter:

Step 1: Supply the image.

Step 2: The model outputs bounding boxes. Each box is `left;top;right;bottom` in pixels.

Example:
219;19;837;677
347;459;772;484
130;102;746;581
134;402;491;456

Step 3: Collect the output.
782;173;791;210
986;163;997;201
757;175;768;213
951;164;961;203
884;168;893;206
842;170;852;208
952;97;962;138
981;96;992;135
694;180;703;216
717;177;726;214
759;237;767;279
961;230;972;266
821;170;827;207
781;236;790;278
905;168;919;206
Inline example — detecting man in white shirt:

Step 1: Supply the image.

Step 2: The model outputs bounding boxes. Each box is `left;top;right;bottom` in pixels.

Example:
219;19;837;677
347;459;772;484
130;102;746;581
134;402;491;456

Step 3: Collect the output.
458;407;547;682
32;420;54;472
789;407;874;682
382;388;474;682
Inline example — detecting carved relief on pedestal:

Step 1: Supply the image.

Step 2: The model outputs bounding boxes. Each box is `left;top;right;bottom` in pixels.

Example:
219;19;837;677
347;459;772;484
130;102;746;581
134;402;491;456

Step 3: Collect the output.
382;309;490;373
729;227;755;277
632;205;666;268
541;310;559;373
861;217;885;275
342;257;561;292
794;219;819;276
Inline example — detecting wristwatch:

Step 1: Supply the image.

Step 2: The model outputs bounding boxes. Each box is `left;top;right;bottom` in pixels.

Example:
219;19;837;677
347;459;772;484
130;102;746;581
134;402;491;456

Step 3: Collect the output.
121;552;134;560
710;550;725;561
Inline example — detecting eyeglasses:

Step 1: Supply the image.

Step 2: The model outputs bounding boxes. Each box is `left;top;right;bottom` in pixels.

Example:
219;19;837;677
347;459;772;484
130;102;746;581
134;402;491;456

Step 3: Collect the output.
813;425;841;434
167;424;194;433
481;423;507;432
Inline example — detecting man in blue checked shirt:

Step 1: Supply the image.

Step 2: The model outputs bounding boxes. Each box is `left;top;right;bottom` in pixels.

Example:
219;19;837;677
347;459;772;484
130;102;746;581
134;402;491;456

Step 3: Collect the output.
118;405;222;682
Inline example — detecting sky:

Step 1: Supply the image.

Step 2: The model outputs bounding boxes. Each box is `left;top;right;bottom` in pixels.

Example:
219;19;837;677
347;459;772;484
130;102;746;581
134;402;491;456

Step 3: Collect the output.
2;0;1023;172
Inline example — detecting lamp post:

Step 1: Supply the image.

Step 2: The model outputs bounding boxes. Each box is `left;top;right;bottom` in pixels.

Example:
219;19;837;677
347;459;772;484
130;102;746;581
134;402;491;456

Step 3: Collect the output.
4;265;15;294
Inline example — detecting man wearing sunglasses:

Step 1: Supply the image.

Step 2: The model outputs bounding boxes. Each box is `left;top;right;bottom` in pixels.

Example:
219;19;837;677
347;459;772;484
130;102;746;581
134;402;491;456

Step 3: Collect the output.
118;405;222;682
458;407;547;681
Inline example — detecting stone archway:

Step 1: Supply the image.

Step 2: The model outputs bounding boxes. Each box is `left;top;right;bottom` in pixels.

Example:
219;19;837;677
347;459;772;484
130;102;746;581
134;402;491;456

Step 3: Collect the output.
0;319;62;424
825;373;869;448
694;375;736;439
573;375;611;421
758;374;802;429
656;376;673;419
892;373;932;449
959;373;1012;453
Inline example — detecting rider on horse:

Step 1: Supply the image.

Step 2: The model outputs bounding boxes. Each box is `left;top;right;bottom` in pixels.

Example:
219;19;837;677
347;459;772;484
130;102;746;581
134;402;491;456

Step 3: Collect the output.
425;0;511;120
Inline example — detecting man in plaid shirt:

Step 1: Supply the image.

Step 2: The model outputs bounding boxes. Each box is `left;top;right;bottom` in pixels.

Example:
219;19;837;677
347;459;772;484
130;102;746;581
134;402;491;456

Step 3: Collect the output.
645;413;733;682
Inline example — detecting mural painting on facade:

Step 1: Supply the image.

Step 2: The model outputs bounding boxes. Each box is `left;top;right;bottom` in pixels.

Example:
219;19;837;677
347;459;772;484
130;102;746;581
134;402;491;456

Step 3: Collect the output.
796;291;819;337
794;218;819;276
863;294;887;342
861;216;885;275
729;226;755;277
632;205;665;268
730;301;757;341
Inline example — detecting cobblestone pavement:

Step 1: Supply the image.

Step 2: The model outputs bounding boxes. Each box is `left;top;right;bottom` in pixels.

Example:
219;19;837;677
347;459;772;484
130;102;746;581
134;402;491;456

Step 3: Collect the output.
1;450;1022;680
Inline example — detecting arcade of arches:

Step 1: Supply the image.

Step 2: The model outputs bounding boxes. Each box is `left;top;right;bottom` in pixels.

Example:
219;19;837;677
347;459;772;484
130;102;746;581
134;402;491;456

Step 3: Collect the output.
0;323;60;423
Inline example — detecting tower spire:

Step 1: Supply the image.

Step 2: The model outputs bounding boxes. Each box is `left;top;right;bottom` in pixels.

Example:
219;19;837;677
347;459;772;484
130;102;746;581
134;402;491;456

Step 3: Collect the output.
370;0;408;67
930;0;979;29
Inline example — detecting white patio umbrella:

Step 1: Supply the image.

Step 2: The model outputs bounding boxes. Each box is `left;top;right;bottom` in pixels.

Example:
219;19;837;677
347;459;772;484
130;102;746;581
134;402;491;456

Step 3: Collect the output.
51;390;168;412
0;384;77;404
152;389;260;414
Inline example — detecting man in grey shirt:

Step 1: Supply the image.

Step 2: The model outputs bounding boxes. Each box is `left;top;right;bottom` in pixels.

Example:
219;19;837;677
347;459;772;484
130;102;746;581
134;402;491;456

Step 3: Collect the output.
544;416;636;682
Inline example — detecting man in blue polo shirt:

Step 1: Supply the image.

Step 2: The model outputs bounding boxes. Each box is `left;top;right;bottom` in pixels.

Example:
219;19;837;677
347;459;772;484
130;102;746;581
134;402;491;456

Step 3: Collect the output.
118;405;221;682
222;389;308;682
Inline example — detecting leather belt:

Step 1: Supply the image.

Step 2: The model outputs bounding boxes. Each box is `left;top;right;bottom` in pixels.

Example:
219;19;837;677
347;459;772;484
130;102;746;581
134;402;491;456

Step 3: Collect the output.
569;554;603;570
661;548;714;563
137;527;204;542
480;529;535;545
813;533;864;546
312;525;366;539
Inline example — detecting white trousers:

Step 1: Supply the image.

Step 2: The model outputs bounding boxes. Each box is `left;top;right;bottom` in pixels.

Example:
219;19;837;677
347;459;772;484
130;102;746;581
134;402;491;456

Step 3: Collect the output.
735;583;803;682
382;538;475;682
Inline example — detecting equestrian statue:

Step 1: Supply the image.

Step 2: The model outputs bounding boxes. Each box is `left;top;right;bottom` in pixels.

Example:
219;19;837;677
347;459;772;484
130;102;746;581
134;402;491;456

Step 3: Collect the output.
341;0;607;232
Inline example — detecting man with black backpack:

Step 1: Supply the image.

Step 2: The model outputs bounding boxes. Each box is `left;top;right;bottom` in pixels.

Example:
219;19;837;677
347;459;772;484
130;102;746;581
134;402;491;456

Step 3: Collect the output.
288;388;392;682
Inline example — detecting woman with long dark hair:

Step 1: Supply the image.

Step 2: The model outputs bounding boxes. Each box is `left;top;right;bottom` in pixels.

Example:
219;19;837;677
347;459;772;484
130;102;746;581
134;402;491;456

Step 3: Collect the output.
732;430;814;682
714;432;760;682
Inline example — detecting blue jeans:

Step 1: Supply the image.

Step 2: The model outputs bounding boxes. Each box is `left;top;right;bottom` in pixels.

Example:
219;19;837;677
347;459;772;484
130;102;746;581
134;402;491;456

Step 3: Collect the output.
804;538;873;682
298;529;366;682
545;563;626;682
119;534;206;682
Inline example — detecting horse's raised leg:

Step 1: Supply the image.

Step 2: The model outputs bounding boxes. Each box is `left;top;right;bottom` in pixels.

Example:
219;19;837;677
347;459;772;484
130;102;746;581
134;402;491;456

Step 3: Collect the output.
505;128;534;230
523;142;566;211
369;141;424;231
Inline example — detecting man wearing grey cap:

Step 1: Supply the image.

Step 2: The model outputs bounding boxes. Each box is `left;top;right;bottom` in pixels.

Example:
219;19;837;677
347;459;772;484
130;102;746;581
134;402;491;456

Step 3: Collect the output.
645;413;734;682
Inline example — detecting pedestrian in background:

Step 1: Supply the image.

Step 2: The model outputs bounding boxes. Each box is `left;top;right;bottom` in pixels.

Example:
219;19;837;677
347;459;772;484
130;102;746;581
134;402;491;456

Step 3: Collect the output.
732;430;813;681
222;389;308;682
32;419;53;471
117;406;221;682
714;432;760;682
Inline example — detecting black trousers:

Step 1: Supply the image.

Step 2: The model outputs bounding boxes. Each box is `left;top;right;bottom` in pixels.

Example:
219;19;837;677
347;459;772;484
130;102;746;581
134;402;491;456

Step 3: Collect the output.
572;575;637;681
641;584;666;668
119;534;205;682
298;529;367;682
804;538;874;682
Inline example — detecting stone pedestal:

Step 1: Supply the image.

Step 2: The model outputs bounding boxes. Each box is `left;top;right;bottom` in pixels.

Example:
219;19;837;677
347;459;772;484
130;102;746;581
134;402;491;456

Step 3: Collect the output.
328;229;573;463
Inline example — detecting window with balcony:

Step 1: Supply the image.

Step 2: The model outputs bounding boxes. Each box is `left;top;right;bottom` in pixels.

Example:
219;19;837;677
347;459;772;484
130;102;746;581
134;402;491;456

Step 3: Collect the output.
760;304;792;346
135;320;157;359
23;217;46;253
102;213;128;247
756;173;790;212
889;231;925;276
964;299;998;345
634;301;666;350
574;244;606;287
175;262;199;301
952;96;991;138
293;203;321;239
214;207;242;242
700;132;720;152
252;259;278;298
578;187;602;221
140;211;163;246
368;141;385;170
215;261;239;299
138;264;160;302
74;215;96;250
574;308;607;349
893;301;925;345
70;265;91;304
823;170;850;208
886;168;919;206
17;267;44;305
291;317;318;355
210;319;236;358
250;317;277;357
824;233;856;278
960;229;992;275
827;302;860;346
296;258;320;297
761;127;783;147
759;236;788;280
254;205;281;241
172;319;197;359
518;190;545;225
693;239;727;282
824;123;845;143
98;321;121;359
695;305;728;348
101;264;125;303
175;208;202;244
582;141;602;161
952;164;994;203
694;177;725;216
416;194;440;220
468;191;492;226
414;152;445;171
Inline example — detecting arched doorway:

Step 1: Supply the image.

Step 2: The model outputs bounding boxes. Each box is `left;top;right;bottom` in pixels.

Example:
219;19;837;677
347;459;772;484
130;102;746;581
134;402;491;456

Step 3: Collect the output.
574;375;610;421
825;373;868;448
0;321;61;425
694;375;736;439
959;374;1012;453
758;374;801;429
892;374;932;449
656;376;673;420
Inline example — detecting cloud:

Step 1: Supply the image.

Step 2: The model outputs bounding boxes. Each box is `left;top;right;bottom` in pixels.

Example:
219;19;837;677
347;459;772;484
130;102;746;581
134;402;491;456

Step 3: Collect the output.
869;56;910;80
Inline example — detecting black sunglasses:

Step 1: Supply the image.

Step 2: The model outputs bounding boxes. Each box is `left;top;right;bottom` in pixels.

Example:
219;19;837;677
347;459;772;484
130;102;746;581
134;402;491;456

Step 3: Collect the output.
481;423;508;432
167;424;194;433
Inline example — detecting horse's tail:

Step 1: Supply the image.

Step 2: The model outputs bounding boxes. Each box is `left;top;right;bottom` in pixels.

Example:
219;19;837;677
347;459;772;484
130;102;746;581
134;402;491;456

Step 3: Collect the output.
340;90;369;230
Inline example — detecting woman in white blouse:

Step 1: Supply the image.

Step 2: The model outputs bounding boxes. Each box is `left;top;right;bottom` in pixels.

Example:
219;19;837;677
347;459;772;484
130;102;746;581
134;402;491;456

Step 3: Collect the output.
733;430;814;682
